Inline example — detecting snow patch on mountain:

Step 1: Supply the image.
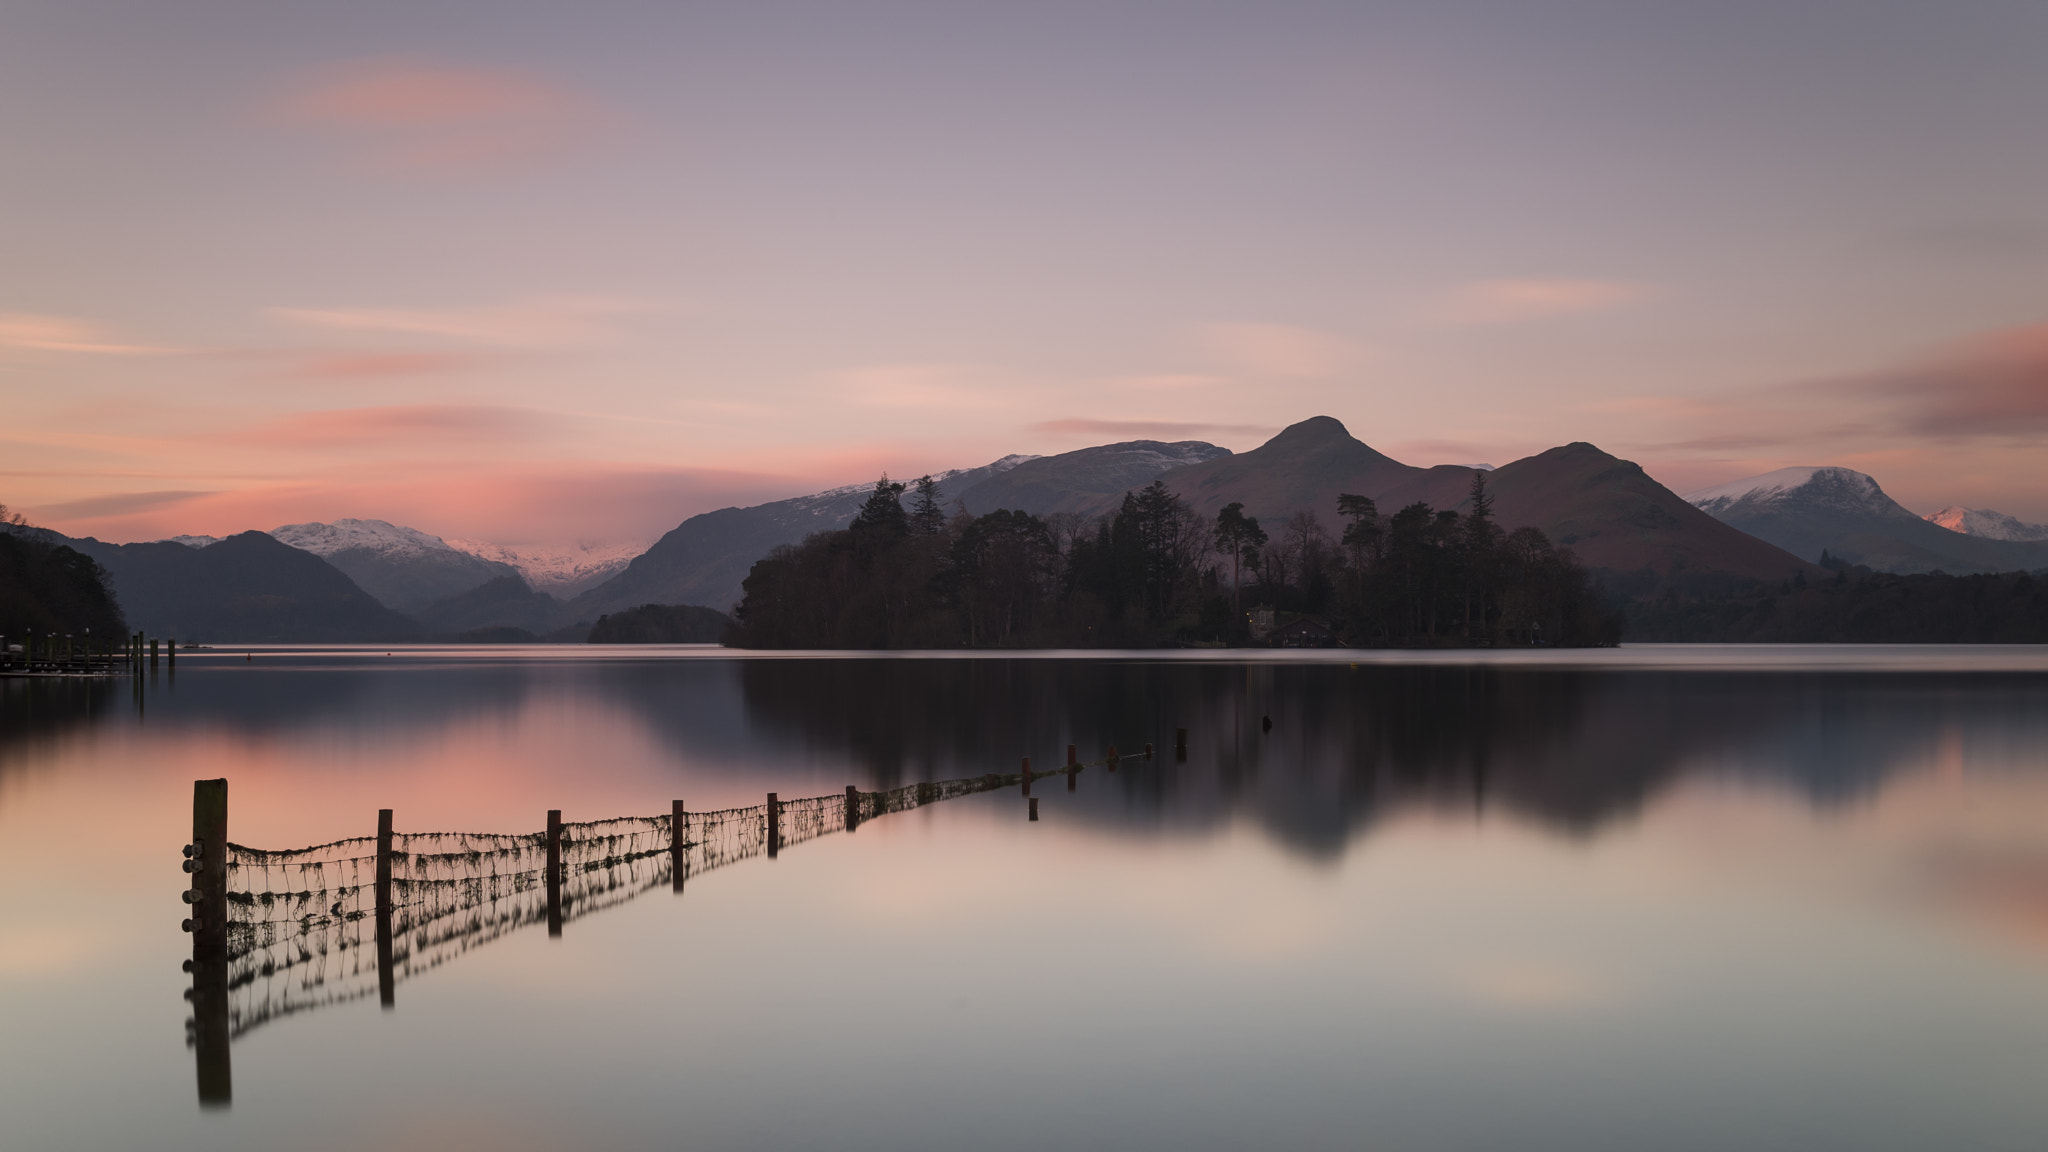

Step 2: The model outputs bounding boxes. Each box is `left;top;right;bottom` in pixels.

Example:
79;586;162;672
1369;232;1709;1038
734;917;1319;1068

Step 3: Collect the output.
1682;467;1904;519
445;538;648;596
1923;506;2048;541
162;535;222;548
270;518;462;558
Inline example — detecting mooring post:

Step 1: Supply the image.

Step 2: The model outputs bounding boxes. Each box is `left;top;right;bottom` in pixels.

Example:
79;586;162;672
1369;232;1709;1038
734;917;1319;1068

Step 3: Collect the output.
168;637;176;670
150;636;159;669
546;809;562;938
1175;727;1188;762
1066;744;1077;769
844;784;859;834
188;778;230;1107
767;792;780;858
1021;756;1032;796
375;808;394;1009
671;800;686;893
1028;797;1039;821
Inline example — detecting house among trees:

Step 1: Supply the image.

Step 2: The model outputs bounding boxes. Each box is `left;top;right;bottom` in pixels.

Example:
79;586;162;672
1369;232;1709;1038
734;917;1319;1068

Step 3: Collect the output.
1271;616;1338;648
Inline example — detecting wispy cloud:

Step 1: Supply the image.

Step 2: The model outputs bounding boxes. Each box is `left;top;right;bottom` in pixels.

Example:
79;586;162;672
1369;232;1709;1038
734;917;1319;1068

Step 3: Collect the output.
1030;418;1275;439
224;405;553;448
34;490;215;518
1829;322;2048;439
270;55;610;175
0;313;187;356
1429;279;1647;325
285;351;496;380
833;363;1032;411
268;296;676;348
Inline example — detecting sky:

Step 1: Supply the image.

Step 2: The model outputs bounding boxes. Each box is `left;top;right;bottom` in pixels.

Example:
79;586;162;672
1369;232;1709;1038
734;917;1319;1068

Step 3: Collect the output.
6;0;2048;547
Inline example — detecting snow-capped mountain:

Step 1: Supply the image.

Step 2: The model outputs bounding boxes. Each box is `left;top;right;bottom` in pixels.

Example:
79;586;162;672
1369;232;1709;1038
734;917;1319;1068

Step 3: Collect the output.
268;518;522;614
162;535;222;548
443;538;648;598
1684;467;2048;574
1923;506;2048;542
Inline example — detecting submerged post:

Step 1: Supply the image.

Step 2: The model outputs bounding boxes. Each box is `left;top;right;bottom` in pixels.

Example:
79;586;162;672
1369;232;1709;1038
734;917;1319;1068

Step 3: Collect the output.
189;779;230;1107
375;809;394;1009
1028;797;1039;821
546;809;562;937
150;636;159;669
845;785;859;834
672;800;686;893
767;793;780;858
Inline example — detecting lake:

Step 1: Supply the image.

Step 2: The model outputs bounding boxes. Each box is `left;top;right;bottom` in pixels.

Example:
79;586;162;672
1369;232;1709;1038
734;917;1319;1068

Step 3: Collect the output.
5;645;2048;1151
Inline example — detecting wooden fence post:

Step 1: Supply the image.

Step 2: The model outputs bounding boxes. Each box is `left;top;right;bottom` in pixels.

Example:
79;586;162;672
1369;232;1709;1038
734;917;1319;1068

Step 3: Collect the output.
767;793;780;858
376;809;394;1008
188;779;230;1106
672;800;686;893
546;809;562;937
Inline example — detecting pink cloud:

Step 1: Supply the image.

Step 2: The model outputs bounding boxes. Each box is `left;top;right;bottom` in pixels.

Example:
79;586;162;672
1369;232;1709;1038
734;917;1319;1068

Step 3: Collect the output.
1031;418;1276;439
1838;322;2048;438
37;465;804;547
222;405;552;449
272;56;609;175
287;352;494;380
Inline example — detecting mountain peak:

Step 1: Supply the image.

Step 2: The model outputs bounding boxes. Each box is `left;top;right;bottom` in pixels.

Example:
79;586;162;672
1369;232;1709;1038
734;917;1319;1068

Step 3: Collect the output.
1681;466;1888;515
1924;506;2048;542
271;518;461;559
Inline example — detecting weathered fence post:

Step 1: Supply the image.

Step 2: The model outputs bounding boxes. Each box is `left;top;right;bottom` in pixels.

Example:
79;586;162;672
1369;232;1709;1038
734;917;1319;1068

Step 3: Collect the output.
1021;756;1032;796
188;779;230;1106
1175;727;1188;761
767;793;780;858
672;800;686;893
1028;797;1039;821
845;785;859;834
375;808;394;1009
546;809;562;937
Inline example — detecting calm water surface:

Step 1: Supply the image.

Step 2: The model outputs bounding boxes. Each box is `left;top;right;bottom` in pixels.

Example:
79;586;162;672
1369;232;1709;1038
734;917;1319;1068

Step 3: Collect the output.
5;645;2048;1151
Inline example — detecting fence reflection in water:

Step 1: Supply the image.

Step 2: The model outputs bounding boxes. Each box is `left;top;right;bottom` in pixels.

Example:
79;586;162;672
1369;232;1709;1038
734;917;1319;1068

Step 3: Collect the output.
183;755;1125;1104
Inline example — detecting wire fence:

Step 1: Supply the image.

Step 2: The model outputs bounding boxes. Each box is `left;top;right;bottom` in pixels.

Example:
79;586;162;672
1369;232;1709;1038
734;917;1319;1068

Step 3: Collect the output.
213;760;1104;1038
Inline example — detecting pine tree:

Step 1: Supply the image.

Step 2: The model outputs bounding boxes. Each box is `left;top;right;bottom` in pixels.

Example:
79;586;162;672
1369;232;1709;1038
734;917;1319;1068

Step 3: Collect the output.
910;475;946;535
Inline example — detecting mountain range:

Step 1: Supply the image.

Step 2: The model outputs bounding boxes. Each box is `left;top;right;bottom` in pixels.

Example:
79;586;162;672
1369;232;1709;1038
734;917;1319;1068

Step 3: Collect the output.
17;416;2046;642
1684;467;2048;575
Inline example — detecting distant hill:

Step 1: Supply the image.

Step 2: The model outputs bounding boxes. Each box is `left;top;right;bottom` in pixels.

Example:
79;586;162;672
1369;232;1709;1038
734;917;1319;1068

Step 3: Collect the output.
1157;417;1810;585
565;455;1038;617
954;440;1231;517
413;575;564;638
1923;506;2048;542
271;519;519;614
1684;467;2048;575
62;530;420;642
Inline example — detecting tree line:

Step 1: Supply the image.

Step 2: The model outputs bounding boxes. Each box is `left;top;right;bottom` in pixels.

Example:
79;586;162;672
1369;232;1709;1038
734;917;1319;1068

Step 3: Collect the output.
731;473;1618;648
1626;557;2048;642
